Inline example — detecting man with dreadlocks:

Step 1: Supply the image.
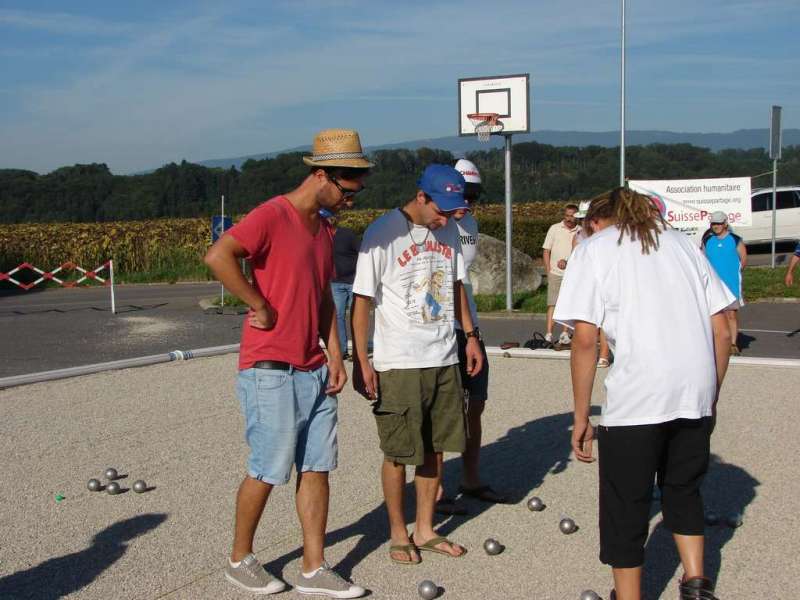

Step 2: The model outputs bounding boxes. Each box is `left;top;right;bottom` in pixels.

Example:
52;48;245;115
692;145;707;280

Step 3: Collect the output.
554;187;735;600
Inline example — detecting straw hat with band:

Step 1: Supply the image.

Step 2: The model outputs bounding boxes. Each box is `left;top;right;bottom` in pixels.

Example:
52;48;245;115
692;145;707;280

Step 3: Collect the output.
303;129;374;169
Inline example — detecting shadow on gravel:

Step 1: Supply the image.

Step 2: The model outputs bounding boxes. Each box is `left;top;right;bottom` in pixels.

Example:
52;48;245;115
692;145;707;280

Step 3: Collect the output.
264;410;579;582
0;513;168;600
643;455;759;599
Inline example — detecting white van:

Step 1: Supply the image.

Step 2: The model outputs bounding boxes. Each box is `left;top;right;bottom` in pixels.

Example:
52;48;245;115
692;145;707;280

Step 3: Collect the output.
738;186;800;244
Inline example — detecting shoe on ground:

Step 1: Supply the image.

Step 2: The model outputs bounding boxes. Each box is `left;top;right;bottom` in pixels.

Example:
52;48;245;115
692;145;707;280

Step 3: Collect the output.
225;553;286;595
729;344;741;356
679;576;718;599
558;332;572;345
597;357;610;368
544;332;554;343
296;562;365;598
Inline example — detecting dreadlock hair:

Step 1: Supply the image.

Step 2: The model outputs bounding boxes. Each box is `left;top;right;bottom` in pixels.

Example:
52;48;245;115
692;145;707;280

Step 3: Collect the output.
585;187;667;254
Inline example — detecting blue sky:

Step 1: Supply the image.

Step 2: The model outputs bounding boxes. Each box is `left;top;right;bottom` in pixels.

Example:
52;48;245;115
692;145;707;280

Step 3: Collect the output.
1;0;798;174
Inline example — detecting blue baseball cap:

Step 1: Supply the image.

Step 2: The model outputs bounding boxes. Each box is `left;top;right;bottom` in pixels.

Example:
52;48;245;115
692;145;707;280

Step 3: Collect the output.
417;164;468;212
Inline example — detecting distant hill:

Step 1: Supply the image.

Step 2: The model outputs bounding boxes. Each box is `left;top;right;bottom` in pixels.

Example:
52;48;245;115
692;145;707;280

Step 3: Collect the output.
195;128;800;171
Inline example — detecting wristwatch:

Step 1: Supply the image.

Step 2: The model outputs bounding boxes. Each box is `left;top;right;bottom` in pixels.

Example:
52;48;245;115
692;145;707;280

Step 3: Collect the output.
465;328;481;341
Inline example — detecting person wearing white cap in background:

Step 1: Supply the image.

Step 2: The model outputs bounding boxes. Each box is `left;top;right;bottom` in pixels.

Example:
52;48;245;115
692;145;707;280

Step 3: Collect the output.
433;159;509;516
700;211;747;356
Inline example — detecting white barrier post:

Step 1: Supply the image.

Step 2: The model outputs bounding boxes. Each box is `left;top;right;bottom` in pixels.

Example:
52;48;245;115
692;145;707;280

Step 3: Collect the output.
109;259;116;314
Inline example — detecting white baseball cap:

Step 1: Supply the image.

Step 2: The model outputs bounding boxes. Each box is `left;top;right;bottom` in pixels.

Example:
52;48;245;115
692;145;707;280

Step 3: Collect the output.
709;211;728;224
454;158;482;184
576;201;591;219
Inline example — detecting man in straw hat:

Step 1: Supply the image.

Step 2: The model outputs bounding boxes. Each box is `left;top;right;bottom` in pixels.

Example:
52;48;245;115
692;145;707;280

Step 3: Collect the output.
351;164;483;565
554;188;734;600
205;128;371;597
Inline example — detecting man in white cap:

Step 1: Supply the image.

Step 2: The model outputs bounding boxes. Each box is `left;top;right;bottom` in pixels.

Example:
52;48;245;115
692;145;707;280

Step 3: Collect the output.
205;128;370;597
435;158;508;515
700;211;747;355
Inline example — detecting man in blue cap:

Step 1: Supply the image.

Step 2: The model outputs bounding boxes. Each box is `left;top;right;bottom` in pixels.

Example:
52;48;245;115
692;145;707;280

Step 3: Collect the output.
351;164;484;565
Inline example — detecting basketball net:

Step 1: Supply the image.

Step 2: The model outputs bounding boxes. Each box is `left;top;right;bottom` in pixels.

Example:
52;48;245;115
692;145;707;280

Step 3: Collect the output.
468;113;503;142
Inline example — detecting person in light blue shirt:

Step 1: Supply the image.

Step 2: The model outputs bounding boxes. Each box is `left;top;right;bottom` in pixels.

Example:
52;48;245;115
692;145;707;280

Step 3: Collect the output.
701;211;747;355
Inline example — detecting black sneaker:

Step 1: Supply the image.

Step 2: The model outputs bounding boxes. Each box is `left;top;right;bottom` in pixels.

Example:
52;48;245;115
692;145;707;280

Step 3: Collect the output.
679;576;718;600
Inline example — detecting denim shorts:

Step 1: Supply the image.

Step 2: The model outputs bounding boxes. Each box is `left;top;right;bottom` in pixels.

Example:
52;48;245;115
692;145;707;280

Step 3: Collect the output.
236;364;338;485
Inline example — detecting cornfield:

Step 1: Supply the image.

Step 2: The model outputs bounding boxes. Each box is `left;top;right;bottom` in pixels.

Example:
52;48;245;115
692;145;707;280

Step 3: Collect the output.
0;203;565;278
0;218;211;274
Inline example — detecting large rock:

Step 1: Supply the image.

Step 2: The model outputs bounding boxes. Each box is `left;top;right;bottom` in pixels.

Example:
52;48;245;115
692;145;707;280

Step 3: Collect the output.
469;233;542;295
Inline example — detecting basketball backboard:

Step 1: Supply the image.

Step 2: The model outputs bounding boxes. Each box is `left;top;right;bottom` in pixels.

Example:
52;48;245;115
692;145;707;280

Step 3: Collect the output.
458;73;530;136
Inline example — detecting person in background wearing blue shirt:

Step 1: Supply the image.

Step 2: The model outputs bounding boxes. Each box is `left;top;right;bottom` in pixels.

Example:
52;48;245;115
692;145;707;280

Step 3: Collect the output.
784;242;800;287
701;211;747;356
323;203;360;360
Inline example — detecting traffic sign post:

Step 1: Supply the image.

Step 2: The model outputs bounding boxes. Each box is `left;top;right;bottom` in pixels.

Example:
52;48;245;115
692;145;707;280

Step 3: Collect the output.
211;195;232;306
769;106;782;268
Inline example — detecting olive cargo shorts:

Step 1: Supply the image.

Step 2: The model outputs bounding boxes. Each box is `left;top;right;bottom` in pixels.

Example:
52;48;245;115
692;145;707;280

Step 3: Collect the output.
373;365;466;466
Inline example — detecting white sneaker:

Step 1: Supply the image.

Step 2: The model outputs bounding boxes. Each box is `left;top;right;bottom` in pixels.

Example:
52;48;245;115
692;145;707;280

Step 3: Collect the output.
296;562;365;598
558;332;572;345
544;333;554;343
225;553;286;595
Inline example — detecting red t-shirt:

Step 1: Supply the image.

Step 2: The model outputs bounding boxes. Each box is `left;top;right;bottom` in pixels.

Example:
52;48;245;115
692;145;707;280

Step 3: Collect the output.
226;195;334;371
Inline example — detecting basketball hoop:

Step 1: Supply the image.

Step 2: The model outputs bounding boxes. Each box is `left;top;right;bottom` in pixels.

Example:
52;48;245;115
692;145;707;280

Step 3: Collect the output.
468;112;504;142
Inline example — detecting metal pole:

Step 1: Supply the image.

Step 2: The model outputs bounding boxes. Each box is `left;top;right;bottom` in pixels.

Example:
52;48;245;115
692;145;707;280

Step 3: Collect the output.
505;135;513;311
771;159;778;268
220;194;225;308
620;0;626;187
109;259;116;314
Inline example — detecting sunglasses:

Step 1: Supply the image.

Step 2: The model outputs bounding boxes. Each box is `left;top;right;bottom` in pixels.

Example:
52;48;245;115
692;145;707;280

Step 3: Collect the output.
329;176;364;199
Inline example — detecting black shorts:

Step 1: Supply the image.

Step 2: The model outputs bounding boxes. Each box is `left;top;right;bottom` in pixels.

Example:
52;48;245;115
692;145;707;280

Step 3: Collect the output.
597;417;712;568
456;329;489;402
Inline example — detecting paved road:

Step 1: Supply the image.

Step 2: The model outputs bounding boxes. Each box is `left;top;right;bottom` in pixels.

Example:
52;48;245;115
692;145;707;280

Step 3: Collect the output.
1;283;797;378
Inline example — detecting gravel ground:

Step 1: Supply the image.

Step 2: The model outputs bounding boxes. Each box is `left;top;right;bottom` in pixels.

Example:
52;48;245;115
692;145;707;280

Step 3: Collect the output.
0;356;796;600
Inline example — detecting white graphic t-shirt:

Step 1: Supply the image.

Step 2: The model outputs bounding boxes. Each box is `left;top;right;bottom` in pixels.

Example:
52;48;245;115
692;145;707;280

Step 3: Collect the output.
353;209;466;371
455;212;479;330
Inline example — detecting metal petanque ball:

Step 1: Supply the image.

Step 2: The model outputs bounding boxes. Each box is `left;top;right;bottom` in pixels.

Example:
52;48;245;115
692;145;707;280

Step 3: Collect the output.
527;496;545;512
559;517;577;534
132;480;147;494
726;513;743;528
580;591;601;600
104;468;119;481
87;478;102;492
483;538;503;555
417;580;438;600
106;481;121;495
704;512;719;526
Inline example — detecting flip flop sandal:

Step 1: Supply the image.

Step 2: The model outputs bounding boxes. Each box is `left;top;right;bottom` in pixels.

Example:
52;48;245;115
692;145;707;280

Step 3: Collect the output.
388;543;420;565
435;497;468;515
411;535;467;558
459;484;510;503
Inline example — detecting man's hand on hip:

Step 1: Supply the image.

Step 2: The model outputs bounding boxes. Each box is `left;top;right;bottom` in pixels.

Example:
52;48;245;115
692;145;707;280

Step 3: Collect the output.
248;304;277;330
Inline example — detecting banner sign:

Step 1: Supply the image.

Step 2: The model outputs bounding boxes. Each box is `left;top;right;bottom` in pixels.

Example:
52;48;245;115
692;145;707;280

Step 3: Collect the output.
628;177;752;231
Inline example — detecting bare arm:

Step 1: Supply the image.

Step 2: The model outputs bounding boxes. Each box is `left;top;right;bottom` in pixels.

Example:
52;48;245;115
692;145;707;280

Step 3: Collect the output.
542;249;551;274
570;320;598;462
204;235;275;328
710;310;732;431
351;293;378;400
785;254;800;286
319;286;346;394
737;241;747;269
454;280;483;377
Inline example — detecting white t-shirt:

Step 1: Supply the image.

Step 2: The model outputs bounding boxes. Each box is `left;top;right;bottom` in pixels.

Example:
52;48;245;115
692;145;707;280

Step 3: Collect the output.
553;225;735;427
353;209;466;371
542;221;578;277
455;212;479;330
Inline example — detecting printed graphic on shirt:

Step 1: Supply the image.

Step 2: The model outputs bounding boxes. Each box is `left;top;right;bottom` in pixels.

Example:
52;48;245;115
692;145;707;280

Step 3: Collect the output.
396;240;455;324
